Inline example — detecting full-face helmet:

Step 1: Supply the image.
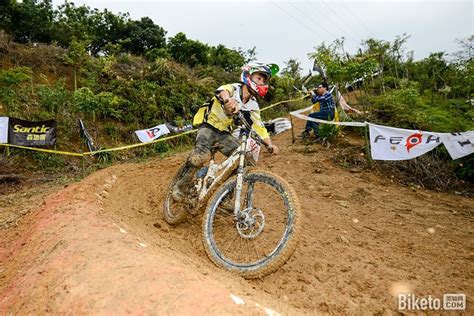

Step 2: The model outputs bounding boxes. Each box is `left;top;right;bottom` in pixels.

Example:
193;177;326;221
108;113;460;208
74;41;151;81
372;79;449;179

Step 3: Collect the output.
240;63;279;97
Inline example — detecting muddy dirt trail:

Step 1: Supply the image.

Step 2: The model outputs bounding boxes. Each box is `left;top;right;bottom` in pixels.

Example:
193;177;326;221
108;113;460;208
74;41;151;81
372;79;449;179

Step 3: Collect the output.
0;123;473;314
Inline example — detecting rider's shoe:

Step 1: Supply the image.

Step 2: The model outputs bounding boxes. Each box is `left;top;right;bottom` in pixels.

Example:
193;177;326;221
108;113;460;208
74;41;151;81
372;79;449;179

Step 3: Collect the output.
171;185;185;202
299;130;310;140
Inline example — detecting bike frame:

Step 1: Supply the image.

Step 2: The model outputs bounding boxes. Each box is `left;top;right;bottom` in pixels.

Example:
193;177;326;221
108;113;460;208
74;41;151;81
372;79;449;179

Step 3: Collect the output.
195;114;264;216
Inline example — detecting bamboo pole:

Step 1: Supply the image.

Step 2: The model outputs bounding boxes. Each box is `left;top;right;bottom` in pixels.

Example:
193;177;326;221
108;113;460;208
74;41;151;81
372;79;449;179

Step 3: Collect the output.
363;124;372;168
290;113;296;143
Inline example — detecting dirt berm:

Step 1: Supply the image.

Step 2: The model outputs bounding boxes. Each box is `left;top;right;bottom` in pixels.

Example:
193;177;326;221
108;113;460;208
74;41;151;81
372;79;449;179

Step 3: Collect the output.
0;127;472;314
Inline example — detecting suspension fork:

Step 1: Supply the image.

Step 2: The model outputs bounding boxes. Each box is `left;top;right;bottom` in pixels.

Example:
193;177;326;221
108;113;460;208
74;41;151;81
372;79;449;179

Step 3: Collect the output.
233;134;248;218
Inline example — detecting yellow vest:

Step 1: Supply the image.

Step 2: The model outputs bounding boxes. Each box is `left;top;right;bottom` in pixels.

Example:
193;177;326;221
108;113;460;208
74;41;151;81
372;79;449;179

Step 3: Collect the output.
193;84;269;139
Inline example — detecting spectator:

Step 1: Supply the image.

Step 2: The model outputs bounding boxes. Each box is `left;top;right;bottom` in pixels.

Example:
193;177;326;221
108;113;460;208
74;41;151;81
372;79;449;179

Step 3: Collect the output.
300;82;335;140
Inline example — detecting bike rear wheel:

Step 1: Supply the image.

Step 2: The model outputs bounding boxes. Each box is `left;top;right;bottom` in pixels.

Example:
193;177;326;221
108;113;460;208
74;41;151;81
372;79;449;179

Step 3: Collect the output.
163;163;189;225
202;171;301;278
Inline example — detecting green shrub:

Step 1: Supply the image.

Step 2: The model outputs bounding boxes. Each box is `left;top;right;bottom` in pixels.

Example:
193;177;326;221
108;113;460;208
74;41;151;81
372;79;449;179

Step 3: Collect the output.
30;151;65;170
95;92;124;120
0;67;32;86
103;122;120;140
73;87;99;120
94;150;116;165
145;48;171;61
0;87;19;112
455;155;474;183
36;81;69;114
367;90;470;132
319;123;340;143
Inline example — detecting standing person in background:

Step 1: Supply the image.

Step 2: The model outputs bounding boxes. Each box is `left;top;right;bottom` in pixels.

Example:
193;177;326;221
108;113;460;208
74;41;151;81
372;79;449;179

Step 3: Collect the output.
300;82;335;140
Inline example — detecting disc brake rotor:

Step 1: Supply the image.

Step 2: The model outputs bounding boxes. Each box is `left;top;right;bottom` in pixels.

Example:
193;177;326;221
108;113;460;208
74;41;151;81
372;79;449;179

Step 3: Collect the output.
236;207;265;239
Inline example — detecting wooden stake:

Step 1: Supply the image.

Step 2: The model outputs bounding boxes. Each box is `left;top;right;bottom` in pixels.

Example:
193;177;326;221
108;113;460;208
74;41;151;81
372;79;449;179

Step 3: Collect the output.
363;124;372;168
289;113;295;143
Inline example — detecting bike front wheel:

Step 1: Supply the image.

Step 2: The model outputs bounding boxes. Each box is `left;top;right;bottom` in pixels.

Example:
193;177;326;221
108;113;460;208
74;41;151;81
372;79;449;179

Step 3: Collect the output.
202;171;301;278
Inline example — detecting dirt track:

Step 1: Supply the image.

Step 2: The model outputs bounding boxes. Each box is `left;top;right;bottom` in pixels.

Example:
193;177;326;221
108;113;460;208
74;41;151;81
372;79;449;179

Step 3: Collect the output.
0;125;473;314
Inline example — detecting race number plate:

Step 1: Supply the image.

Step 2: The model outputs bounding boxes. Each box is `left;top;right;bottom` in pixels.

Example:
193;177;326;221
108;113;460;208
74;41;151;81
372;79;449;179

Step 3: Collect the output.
246;138;261;164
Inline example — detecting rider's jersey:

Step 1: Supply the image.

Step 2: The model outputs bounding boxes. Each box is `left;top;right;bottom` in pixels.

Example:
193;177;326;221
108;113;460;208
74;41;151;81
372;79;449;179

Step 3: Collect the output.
205;83;269;140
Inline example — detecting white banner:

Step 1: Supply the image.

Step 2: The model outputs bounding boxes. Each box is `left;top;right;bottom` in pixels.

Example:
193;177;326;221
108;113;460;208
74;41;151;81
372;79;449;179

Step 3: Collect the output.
0;116;8;144
439;132;474;160
369;124;443;160
135;123;170;143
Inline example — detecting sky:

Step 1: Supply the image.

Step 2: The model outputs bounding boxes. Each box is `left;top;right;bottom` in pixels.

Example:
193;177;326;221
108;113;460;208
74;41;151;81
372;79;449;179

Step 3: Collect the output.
51;0;473;73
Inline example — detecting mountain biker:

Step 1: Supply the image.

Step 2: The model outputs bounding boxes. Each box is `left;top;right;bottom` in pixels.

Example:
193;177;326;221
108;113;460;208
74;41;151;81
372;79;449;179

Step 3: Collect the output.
300;82;335;140
172;63;280;202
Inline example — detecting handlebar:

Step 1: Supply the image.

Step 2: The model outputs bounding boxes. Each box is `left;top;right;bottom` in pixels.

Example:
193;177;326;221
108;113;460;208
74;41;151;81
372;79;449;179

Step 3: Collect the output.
218;96;274;154
234;111;274;153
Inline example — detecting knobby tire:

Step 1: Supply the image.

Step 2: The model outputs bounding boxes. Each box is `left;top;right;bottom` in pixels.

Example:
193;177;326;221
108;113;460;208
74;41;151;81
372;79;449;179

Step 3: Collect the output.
202;171;301;278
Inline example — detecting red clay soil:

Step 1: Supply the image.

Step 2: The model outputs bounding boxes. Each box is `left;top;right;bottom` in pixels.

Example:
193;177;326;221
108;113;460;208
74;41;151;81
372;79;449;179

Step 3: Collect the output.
0;122;473;314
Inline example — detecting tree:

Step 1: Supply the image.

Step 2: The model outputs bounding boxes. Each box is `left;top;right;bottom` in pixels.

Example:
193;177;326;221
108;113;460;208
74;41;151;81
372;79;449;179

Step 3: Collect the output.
361;38;390;92
389;33;411;84
309;39;350;87
87;8;129;56
63;37;90;91
121;17;166;56
6;0;54;44
209;45;245;71
0;0;15;42
52;2;92;48
168;32;210;67
452;35;473;64
421;52;449;93
240;46;257;64
281;59;302;80
451;36;473;99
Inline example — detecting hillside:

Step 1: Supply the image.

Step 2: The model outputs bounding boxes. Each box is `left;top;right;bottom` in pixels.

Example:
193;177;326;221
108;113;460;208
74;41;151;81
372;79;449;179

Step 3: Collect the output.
1;120;472;314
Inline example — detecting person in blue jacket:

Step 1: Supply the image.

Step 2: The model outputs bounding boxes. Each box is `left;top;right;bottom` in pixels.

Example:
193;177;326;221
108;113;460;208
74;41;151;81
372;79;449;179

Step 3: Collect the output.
300;82;335;140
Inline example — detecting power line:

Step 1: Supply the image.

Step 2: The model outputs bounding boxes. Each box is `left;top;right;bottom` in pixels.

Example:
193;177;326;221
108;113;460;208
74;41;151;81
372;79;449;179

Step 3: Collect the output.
317;0;365;44
304;1;351;40
271;1;321;39
287;2;340;40
336;1;373;41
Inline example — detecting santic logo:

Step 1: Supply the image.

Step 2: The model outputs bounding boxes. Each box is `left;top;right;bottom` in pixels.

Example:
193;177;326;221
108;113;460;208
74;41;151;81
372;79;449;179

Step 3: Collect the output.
13;124;50;133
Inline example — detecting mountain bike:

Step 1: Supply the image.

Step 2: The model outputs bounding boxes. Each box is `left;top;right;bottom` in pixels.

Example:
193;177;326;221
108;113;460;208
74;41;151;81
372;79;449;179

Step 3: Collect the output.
163;112;301;278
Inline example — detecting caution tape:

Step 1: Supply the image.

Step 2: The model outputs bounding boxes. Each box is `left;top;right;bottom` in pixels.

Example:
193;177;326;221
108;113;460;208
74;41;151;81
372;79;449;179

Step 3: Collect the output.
0;95;309;156
260;95;307;111
0;143;84;156
83;129;197;155
0;129;198;156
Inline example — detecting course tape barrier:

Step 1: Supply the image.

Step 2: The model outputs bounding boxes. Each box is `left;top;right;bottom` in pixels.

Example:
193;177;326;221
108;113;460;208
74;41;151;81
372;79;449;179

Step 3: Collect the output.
0;129;198;156
0;96;310;156
290;105;367;127
260;95;307;111
0;143;84;156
